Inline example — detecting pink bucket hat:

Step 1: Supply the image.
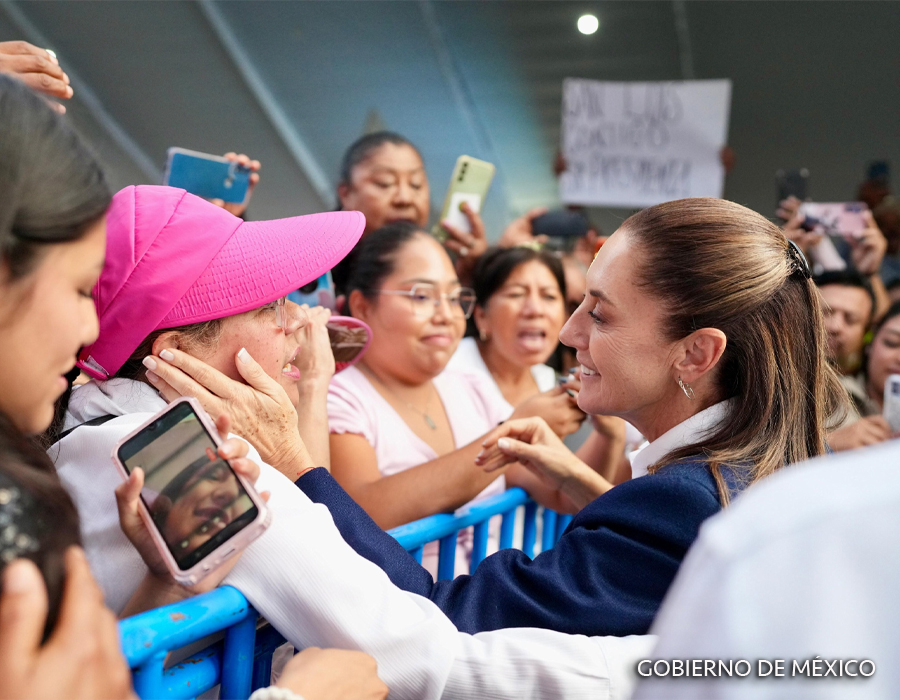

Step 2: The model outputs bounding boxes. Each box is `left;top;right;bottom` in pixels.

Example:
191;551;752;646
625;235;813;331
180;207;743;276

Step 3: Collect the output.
78;185;365;380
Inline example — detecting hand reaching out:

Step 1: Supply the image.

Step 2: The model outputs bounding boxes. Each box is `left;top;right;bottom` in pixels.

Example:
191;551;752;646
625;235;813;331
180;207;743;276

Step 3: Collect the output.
510;386;585;438
0;41;72;113
828;415;893;452
143;347;315;478
476;417;610;510
498;207;549;248
275;648;388;700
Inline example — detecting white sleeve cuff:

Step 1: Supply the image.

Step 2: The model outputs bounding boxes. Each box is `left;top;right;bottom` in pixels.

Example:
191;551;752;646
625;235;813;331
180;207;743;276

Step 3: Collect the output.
249;686;306;700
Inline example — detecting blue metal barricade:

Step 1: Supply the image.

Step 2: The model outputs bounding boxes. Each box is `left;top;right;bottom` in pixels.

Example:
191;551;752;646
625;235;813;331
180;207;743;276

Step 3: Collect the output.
120;488;570;699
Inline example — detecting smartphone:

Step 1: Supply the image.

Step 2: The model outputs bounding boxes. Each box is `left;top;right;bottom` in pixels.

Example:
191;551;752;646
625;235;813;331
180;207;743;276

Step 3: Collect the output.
287;271;336;311
776;168;810;204
111;397;270;585
799;202;868;239
884;374;900;434
164;148;251;204
432;155;495;243
532;209;590;239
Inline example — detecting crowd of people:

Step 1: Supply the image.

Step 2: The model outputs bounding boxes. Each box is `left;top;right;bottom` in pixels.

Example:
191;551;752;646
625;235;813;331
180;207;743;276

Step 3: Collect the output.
2;38;900;700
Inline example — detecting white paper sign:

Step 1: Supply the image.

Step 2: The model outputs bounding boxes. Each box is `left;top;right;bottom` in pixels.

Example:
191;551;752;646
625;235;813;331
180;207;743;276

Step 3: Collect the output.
559;79;732;208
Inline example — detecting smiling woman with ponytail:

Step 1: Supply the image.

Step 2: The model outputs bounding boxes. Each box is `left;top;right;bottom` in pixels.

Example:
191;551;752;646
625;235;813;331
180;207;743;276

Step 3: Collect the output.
295;196;848;639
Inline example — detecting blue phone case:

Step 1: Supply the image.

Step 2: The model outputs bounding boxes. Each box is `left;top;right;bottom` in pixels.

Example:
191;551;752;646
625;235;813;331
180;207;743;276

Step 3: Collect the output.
164;149;251;204
287;272;336;310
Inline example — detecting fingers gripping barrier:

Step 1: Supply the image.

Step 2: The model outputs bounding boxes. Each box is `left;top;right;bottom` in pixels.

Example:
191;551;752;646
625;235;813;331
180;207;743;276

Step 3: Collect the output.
119;488;571;699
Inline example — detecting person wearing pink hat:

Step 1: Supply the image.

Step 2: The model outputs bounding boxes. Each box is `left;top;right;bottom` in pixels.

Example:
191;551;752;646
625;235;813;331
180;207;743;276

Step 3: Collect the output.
48;183;654;699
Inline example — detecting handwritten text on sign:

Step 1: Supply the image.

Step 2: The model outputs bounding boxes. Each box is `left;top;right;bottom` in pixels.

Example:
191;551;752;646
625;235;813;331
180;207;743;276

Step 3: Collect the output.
559;79;732;208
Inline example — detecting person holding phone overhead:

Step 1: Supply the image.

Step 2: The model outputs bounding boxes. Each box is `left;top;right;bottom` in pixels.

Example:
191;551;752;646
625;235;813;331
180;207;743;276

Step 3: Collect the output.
332;132;487;289
332;131;551;288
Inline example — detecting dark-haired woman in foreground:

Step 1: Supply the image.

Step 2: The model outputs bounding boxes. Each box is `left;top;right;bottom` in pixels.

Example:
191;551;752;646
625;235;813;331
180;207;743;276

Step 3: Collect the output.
0;73;134;699
298;197;846;636
0;74;388;700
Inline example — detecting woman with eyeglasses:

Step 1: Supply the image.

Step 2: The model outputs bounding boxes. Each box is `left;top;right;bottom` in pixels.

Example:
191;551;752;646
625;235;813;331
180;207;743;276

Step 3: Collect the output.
326;222;581;574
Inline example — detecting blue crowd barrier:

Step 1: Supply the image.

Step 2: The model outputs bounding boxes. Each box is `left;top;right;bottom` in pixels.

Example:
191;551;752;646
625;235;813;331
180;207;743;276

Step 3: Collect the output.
120;488;570;699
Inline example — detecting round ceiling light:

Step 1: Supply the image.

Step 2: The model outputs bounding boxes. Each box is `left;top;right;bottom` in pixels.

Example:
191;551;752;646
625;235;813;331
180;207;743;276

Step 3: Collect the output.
577;14;599;35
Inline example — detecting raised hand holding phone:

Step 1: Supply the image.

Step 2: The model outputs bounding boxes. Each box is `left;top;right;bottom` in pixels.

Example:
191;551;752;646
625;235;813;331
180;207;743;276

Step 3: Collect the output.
112;398;270;600
433;156;494;280
164;149;260;217
850;210;888;276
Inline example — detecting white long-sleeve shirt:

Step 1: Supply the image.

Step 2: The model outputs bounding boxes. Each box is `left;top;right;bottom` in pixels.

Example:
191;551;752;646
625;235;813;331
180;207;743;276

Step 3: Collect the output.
634;438;900;699
54;378;654;700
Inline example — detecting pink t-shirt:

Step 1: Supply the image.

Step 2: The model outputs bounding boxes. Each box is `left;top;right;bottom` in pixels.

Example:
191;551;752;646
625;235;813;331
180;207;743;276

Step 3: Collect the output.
328;366;509;577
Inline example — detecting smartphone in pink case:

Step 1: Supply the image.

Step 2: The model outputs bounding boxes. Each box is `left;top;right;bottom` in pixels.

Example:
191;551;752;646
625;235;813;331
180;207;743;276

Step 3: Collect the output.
111;397;270;586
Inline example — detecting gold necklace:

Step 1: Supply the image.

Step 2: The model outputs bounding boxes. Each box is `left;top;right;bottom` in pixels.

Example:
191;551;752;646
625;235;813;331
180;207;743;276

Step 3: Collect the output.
360;366;438;430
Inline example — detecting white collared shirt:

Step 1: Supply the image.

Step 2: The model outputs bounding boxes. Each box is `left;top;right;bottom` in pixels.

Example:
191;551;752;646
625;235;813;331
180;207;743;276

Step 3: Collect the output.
629;400;734;479
635;436;900;699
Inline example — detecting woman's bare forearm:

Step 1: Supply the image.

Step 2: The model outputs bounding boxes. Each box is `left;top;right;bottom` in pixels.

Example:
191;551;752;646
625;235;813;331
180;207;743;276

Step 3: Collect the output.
343;440;505;530
296;379;331;471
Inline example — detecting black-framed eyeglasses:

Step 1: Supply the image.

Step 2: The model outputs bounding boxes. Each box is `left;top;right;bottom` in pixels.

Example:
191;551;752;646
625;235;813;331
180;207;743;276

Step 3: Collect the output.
374;284;476;319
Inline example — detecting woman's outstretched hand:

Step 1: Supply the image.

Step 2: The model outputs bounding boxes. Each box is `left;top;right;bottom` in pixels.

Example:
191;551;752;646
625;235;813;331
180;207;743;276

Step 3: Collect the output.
510;386;585;438
143;347;316;479
476;417;611;510
115;414;270;615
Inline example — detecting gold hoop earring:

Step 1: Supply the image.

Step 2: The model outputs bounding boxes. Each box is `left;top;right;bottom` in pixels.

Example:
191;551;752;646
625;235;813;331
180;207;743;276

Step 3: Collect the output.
678;377;695;400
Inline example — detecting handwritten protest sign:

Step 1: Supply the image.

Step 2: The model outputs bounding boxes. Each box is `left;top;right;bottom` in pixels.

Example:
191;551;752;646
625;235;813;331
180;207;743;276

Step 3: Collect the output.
559;79;732;208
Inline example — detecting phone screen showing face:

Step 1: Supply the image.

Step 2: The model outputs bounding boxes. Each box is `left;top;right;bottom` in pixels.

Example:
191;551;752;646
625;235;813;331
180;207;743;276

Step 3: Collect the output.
116;402;258;570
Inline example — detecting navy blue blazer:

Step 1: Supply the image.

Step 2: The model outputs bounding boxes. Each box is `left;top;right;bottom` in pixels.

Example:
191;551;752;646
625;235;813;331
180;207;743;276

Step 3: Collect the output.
296;459;748;636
